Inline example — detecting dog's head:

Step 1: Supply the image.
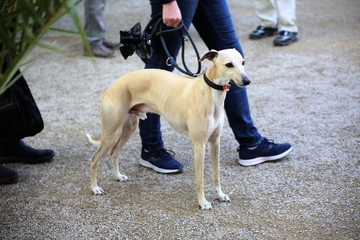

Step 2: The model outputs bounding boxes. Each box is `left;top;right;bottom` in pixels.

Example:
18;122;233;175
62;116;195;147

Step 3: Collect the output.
200;49;250;87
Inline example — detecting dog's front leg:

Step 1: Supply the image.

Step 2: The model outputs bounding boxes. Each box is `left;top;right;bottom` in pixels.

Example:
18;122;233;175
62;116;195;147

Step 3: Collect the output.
193;142;212;210
209;137;230;203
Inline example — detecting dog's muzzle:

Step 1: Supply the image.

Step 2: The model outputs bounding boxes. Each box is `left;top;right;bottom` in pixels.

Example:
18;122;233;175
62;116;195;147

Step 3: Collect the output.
242;75;251;86
230;75;251;86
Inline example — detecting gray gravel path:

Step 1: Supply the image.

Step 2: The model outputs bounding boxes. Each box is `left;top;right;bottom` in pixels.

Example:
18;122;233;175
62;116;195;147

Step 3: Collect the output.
1;0;359;239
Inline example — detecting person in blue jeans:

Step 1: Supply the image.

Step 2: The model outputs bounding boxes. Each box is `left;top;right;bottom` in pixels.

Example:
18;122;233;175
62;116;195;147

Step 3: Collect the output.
139;0;292;173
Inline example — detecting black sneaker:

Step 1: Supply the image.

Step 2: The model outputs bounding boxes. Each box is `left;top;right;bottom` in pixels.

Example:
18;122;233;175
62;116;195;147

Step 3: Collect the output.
83;40;115;58
238;138;292;166
249;26;278;40
0;166;19;184
0;140;55;164
273;31;298;46
140;147;184;174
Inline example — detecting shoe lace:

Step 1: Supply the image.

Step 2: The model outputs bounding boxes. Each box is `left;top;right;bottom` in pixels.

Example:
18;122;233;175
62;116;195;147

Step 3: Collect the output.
237;138;275;152
262;138;274;144
158;148;176;157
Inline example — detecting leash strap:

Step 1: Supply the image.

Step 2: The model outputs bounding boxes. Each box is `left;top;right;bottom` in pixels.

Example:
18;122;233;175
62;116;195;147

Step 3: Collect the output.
151;15;202;77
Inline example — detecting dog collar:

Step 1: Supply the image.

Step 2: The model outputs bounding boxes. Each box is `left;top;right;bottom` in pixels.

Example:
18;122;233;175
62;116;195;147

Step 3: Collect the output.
203;73;231;92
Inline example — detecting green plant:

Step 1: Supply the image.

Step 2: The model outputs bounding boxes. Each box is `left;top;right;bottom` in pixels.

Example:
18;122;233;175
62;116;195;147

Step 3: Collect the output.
0;0;89;94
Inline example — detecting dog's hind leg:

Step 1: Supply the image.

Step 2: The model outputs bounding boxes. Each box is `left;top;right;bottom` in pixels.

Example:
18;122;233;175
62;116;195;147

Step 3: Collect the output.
90;100;129;195
109;114;139;182
90;131;121;195
208;130;230;203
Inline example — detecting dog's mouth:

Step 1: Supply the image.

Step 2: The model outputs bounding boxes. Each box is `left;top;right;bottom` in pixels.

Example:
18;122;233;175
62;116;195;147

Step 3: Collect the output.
229;76;251;86
229;80;242;87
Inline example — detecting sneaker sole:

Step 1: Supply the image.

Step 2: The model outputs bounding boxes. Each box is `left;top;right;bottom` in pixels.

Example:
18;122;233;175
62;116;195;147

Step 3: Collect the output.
0;154;54;164
139;159;183;174
0;175;19;184
249;32;276;40
273;37;298;46
239;147;293;167
83;50;115;58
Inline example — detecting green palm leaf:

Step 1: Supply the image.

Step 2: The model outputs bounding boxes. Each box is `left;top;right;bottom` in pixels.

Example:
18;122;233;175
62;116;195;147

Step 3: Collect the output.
0;0;87;94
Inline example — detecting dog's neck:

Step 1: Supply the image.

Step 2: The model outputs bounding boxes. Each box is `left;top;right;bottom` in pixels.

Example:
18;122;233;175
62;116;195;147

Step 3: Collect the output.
203;73;231;92
204;67;231;92
202;66;229;114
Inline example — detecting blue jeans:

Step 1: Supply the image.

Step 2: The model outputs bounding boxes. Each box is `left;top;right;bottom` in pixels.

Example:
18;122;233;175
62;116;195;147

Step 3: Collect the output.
139;0;263;149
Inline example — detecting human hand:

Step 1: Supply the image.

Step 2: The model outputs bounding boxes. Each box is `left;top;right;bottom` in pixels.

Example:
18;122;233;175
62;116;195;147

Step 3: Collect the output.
162;1;182;28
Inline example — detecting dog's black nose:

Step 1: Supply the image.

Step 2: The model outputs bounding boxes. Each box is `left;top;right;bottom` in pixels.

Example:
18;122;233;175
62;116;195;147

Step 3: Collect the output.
242;76;251;85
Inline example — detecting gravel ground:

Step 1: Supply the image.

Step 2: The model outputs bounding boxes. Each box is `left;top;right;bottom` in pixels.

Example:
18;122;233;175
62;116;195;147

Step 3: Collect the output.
1;0;359;239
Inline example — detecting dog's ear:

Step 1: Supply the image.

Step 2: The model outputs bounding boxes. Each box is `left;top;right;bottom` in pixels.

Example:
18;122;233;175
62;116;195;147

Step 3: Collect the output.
200;49;218;62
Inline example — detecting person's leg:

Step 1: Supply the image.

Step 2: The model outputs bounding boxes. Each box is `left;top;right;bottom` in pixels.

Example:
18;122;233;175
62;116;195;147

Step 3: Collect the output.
254;0;278;28
249;0;278;39
275;0;297;32
193;0;292;166
84;0;115;57
272;0;298;46
84;0;106;42
0;73;55;184
138;0;199;173
140;0;200;149
193;0;262;147
0;71;55;165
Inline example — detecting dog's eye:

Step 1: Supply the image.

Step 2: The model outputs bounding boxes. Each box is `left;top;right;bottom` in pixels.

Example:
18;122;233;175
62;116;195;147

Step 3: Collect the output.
242;60;245;66
225;63;234;68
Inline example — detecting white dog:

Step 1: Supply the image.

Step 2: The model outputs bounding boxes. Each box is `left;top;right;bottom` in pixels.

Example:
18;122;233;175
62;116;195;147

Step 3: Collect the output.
87;49;250;209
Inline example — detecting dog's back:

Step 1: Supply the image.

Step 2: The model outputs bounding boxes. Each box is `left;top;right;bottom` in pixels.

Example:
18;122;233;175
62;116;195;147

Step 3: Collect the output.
107;69;195;94
102;69;203;127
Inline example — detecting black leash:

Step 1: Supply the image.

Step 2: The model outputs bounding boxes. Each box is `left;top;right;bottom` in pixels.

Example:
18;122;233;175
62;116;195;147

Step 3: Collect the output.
120;14;202;77
155;17;202;77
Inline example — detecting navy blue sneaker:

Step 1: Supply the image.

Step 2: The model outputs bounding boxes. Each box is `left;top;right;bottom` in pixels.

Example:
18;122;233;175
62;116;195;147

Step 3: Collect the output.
238;138;292;166
140;147;184;174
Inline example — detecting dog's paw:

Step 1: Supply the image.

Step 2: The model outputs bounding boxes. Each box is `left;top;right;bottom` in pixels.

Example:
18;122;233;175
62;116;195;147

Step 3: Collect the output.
115;173;128;181
92;186;105;195
199;201;212;210
218;193;231;202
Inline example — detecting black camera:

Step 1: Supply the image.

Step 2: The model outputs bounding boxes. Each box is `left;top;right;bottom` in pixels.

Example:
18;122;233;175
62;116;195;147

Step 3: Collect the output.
119;22;152;63
119;15;164;63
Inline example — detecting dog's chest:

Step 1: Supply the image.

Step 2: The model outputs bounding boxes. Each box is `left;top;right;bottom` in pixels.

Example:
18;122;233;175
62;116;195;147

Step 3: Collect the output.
210;95;226;120
210;106;224;125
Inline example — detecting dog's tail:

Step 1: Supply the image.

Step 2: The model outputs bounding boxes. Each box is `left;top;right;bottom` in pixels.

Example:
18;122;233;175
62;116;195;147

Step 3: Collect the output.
86;133;101;145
